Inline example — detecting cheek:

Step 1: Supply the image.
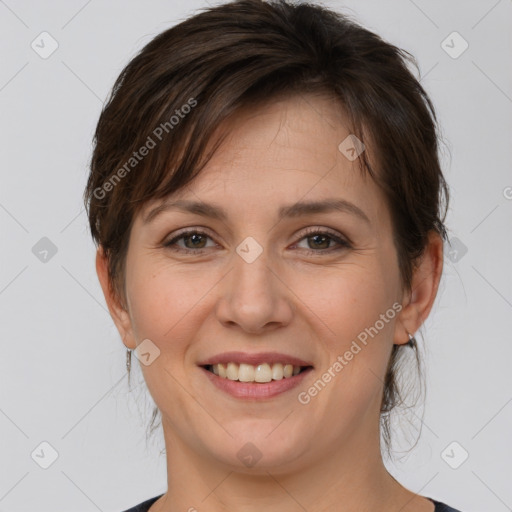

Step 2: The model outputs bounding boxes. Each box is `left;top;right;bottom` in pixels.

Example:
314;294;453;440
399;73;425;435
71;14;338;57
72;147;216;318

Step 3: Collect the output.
291;264;398;447
298;261;397;346
298;257;399;398
124;254;176;341
125;255;215;350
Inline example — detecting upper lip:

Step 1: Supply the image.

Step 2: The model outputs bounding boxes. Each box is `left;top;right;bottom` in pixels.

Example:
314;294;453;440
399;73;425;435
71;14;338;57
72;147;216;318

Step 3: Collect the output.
198;351;314;367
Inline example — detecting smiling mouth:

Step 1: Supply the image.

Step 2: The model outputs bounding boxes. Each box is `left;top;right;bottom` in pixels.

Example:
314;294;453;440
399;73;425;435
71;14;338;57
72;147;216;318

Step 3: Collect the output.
202;362;313;383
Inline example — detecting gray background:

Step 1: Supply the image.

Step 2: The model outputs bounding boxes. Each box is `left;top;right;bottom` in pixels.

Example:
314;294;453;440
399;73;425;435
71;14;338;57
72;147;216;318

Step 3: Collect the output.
1;0;511;511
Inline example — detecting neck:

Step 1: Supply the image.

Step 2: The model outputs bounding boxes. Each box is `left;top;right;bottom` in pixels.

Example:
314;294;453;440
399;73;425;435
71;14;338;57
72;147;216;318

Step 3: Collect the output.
150;412;423;512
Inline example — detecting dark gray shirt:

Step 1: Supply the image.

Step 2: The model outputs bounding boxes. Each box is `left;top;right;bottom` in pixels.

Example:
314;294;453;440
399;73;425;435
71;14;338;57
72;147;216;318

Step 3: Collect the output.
121;494;463;511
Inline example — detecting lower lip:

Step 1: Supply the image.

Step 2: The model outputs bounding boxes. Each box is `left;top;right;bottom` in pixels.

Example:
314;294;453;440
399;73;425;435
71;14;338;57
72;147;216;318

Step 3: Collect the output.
199;366;313;399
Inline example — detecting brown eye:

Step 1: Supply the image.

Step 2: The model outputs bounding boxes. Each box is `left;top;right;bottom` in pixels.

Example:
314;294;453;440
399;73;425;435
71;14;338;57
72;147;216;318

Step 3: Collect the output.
293;229;351;255
164;230;216;254
182;233;208;249
307;233;331;250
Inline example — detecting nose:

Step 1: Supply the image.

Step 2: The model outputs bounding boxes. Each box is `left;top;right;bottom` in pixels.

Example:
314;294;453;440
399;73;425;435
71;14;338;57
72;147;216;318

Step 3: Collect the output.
215;244;294;334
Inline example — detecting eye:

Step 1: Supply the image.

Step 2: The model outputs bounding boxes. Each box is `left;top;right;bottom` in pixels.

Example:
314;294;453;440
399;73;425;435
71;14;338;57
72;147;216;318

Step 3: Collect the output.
293;228;351;255
163;227;351;256
163;230;217;254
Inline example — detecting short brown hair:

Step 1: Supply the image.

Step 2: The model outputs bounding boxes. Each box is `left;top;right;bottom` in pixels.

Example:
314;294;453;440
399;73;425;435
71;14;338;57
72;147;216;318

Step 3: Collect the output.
84;0;449;455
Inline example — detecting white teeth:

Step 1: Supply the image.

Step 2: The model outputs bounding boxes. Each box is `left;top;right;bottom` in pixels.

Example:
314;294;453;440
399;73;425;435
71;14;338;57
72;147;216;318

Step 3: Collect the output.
255;363;272;382
283;363;293;378
226;362;238;380
272;363;284;380
209;362;305;382
238;363;255;382
217;363;227;378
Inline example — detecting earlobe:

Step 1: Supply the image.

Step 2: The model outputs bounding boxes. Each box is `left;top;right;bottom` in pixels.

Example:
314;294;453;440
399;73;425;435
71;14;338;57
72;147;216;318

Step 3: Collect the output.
95;246;137;350
394;231;444;346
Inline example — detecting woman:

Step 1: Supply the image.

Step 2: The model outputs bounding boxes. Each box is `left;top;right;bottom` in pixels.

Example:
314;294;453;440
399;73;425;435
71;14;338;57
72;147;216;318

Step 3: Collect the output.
84;0;461;510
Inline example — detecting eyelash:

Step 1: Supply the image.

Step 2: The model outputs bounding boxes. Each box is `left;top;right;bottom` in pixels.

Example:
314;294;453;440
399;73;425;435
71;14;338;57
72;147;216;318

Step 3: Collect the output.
163;227;351;256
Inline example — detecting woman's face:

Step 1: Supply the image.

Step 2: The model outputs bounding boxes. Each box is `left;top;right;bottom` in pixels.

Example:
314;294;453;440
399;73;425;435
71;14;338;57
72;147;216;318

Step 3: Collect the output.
107;94;413;472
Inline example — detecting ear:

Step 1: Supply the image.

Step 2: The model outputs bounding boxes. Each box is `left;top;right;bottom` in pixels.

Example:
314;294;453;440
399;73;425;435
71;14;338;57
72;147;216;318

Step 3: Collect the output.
96;246;137;350
394;231;444;345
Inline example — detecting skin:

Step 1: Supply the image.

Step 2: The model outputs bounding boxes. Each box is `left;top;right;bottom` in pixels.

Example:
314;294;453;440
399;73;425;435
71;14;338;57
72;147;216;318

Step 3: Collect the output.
96;93;443;512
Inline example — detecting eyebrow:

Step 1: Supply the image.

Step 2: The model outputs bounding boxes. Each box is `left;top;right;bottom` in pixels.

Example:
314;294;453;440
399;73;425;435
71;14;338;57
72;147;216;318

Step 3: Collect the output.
143;198;371;225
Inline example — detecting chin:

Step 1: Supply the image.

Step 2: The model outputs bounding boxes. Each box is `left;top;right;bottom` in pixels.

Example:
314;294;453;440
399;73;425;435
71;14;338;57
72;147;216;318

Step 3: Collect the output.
204;424;309;472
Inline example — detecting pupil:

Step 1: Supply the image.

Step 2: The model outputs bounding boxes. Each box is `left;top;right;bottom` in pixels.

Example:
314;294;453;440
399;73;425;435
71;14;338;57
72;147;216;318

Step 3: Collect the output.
311;234;328;249
187;234;205;248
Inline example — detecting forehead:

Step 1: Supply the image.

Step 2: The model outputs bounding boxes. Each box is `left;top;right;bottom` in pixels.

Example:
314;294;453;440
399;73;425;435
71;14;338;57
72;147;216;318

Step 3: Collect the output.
140;94;389;226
